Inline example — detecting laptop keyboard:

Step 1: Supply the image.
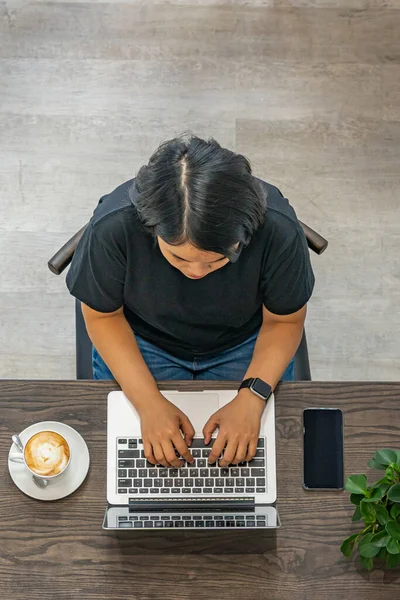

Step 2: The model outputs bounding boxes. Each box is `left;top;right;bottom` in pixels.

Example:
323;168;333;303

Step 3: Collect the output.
116;436;267;496
117;513;269;529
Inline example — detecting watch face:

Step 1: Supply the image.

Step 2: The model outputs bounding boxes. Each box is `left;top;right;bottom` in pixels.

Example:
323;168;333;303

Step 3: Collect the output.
252;378;271;399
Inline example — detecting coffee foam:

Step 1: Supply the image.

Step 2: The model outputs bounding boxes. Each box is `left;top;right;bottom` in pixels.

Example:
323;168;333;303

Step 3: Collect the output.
24;431;70;476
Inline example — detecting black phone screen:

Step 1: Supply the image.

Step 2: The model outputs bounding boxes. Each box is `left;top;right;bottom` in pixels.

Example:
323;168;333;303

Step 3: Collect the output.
303;408;344;490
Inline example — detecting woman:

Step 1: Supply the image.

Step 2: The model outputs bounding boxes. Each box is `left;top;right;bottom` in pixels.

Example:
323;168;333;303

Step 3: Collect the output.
67;134;314;469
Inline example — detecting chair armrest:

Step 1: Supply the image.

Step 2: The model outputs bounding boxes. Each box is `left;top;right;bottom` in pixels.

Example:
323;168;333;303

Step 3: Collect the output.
47;225;87;275
298;220;328;255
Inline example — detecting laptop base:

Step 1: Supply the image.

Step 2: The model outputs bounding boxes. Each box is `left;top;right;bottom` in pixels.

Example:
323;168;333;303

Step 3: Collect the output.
103;505;280;555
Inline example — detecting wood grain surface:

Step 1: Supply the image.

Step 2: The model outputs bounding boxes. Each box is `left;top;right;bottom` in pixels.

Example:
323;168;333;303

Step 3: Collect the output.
1;380;399;600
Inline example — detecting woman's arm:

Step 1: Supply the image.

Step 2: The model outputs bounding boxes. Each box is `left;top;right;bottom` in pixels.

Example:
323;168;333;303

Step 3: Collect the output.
204;304;307;466
242;304;307;390
82;303;160;408
81;303;195;467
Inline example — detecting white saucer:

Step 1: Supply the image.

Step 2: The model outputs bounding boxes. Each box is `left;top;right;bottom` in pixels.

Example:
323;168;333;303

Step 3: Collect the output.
8;421;90;501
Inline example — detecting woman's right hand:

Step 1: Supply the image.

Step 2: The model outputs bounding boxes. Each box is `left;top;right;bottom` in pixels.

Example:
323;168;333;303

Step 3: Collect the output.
138;394;195;467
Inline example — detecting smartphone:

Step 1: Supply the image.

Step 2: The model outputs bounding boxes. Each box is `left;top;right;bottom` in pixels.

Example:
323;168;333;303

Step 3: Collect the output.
303;408;344;490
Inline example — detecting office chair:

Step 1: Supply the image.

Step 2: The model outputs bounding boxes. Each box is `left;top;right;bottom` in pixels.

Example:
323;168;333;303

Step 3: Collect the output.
48;221;327;380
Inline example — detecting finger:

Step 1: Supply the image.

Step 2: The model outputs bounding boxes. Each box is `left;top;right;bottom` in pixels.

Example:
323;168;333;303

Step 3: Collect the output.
172;434;194;464
180;414;195;447
219;438;239;467
143;440;157;465
153;442;170;468
208;432;226;465
245;438;258;462
203;415;219;446
232;440;249;465
161;439;183;468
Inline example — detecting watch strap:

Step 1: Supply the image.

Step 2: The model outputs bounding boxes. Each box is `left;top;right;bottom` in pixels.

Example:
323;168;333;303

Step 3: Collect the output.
239;378;256;391
239;377;272;401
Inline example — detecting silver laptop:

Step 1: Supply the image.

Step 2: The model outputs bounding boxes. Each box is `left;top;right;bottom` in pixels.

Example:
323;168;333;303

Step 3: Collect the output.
103;389;280;530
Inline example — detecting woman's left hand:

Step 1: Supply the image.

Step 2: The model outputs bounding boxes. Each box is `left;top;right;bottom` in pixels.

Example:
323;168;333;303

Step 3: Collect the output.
203;389;266;466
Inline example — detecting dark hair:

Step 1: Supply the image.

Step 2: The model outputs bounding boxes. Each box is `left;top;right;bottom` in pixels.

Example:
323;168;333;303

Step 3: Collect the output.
134;134;266;261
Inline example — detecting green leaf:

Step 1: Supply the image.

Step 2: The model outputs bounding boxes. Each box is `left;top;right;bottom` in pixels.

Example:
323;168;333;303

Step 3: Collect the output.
359;544;381;558
341;533;359;557
371;530;390;548
359;534;381;558
370;477;390;490
365;484;391;502
345;475;367;495
359;555;373;570
360;500;376;523
352;506;362;522
386;520;400;540
362;498;380;503
368;458;386;471
390;504;400;520
386;551;400;568
396;450;400;465
388;484;400;502
385;466;394;480
350;493;365;506
374;483;391;497
375;504;389;526
386;538;400;554
376;547;388;560
374;449;398;466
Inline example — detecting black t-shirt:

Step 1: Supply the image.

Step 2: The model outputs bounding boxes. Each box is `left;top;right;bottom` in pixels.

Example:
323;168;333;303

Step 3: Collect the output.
66;178;315;360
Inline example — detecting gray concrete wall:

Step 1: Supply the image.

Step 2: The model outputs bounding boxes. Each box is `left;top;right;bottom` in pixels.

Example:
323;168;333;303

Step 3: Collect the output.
1;1;399;380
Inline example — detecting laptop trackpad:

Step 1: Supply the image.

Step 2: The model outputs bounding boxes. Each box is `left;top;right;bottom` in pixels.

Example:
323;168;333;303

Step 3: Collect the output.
162;392;220;433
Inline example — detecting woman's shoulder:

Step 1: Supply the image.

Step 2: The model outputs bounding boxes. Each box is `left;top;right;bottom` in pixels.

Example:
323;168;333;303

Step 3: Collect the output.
255;178;303;246
81;178;149;257
90;178;137;226
256;178;300;229
88;178;147;239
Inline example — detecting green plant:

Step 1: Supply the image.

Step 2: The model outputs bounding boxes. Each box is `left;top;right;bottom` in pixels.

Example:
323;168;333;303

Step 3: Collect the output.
341;449;400;570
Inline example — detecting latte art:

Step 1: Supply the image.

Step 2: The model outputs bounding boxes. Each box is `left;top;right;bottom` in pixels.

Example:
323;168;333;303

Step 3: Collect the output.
24;431;70;476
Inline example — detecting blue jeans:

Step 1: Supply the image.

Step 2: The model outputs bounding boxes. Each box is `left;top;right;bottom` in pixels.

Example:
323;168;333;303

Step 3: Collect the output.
92;331;295;382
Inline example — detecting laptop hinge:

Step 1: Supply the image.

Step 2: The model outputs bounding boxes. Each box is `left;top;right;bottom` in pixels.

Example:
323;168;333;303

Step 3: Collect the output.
128;497;255;511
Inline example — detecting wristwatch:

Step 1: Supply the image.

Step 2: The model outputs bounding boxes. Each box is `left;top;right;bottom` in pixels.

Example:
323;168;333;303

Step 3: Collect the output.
239;377;272;402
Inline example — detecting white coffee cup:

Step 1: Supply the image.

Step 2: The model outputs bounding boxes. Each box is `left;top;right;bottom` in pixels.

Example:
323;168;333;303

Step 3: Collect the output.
10;429;71;481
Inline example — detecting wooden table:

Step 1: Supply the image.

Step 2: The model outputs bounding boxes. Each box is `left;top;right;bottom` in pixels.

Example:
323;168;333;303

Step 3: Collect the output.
1;381;399;600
